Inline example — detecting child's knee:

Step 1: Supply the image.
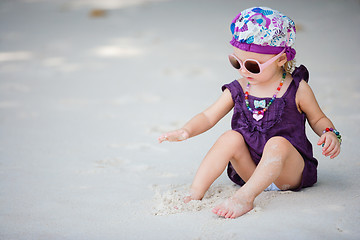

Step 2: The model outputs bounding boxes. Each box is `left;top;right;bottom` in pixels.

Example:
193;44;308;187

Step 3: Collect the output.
219;130;245;147
263;137;290;160
265;136;292;152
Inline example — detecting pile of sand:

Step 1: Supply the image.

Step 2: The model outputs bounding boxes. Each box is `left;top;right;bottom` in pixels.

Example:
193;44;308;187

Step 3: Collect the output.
152;184;289;216
152;184;237;215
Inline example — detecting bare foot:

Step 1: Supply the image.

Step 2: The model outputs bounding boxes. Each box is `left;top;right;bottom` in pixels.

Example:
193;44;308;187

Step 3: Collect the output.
212;194;254;219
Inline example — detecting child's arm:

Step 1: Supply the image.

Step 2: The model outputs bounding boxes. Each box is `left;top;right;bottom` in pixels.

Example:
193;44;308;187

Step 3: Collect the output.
296;80;341;159
158;89;234;143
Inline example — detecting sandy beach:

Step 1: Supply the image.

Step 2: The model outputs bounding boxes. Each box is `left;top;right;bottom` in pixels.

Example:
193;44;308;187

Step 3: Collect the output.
0;0;359;239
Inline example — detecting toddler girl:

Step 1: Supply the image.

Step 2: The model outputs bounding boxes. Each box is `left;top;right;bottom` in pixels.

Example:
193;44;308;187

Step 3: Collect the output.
158;6;341;219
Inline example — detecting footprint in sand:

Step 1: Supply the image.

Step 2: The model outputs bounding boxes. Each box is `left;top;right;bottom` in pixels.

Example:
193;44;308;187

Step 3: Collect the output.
109;142;167;152
78;157;152;175
148;121;184;135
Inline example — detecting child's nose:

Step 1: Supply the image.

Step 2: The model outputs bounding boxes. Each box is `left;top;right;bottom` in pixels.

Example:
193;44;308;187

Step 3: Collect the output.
239;67;249;74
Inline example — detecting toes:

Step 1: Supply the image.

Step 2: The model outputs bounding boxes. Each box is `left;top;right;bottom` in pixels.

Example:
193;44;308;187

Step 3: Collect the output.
218;210;225;217
212;208;219;214
212;206;225;217
212;204;223;215
213;204;233;218
221;210;228;217
212;197;253;219
215;209;222;216
225;211;234;219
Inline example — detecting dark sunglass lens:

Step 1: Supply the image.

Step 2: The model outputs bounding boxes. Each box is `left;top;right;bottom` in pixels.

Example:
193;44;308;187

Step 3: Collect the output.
244;61;260;74
229;56;241;69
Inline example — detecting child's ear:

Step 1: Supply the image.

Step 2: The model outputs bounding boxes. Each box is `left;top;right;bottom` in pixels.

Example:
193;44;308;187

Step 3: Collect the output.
277;53;287;66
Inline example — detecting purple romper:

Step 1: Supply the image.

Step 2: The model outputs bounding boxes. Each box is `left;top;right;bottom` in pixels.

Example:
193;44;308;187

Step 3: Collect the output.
222;65;318;191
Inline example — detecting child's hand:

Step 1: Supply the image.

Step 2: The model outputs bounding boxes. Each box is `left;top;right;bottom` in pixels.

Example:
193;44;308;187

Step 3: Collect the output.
158;129;189;143
317;132;341;159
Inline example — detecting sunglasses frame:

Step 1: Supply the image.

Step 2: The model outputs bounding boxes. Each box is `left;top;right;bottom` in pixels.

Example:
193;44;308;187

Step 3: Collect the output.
229;49;286;75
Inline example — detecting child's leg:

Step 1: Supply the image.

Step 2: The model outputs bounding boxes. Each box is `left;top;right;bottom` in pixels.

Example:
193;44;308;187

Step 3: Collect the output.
184;130;256;202
212;136;305;219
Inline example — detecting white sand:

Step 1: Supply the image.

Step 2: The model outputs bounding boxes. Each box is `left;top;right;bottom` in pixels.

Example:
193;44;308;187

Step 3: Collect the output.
0;0;359;239
152;184;238;216
152;183;287;216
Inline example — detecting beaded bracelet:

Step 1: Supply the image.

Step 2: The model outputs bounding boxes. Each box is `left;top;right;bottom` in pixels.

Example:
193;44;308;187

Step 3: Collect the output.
322;128;342;145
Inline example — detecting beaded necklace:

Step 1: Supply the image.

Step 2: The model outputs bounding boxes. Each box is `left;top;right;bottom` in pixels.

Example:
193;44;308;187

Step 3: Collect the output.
245;71;286;121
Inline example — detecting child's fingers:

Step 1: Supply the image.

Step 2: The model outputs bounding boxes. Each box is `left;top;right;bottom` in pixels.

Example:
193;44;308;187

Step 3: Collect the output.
330;148;340;159
322;140;334;155
164;132;179;142
328;142;341;158
317;134;326;145
158;129;189;143
322;138;331;152
158;134;168;143
324;142;336;156
168;129;189;141
158;132;175;143
323;139;341;158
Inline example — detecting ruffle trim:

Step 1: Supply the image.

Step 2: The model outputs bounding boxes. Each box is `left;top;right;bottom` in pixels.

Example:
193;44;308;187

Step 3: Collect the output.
292;65;309;84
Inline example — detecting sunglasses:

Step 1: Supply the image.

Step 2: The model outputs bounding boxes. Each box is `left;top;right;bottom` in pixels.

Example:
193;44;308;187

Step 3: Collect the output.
228;49;285;74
